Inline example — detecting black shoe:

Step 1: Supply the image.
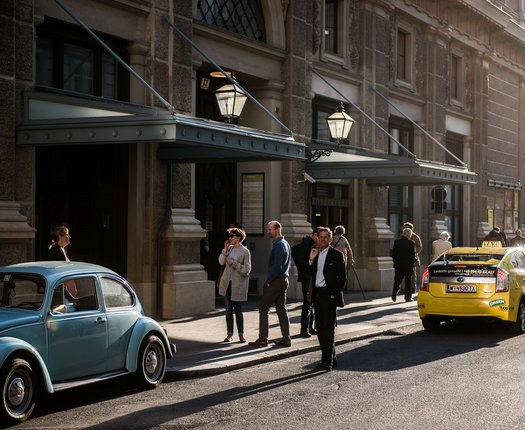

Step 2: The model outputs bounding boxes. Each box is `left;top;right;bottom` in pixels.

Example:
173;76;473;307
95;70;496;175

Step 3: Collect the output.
392;293;397;302
316;362;332;372
310;328;318;335
275;338;291;347
405;297;413;302
300;331;312;338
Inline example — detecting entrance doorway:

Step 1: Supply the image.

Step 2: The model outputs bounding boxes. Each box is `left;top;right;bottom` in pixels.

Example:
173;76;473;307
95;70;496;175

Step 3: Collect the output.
35;144;128;275
195;162;237;283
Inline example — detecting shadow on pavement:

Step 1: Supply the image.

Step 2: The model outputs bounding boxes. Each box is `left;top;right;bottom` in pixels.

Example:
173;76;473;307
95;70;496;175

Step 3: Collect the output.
339;319;516;372
81;369;328;429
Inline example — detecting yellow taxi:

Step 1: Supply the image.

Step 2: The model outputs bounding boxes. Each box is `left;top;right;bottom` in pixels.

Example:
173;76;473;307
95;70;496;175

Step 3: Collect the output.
417;241;525;332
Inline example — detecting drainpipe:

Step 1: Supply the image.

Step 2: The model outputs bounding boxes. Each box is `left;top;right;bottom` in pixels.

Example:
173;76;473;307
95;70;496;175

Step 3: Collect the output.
156;162;173;319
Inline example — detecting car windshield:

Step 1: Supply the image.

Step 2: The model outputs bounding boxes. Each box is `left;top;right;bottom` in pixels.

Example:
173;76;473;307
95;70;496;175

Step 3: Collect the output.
0;274;46;310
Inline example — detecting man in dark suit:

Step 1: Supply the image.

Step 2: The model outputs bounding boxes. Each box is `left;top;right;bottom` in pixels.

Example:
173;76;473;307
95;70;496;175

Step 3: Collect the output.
292;227;320;338
309;227;347;371
392;227;417;302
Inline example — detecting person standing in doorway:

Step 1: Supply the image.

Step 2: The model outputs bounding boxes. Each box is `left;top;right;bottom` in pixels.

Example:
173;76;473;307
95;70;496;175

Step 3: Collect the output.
47;225;72;261
217;227;251;343
309;227;347;371
392;228;416;302
249;221;292;348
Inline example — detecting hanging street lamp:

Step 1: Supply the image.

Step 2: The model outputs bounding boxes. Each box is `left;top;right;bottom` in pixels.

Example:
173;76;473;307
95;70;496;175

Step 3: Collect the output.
326;103;354;144
214;73;248;123
306;102;355;161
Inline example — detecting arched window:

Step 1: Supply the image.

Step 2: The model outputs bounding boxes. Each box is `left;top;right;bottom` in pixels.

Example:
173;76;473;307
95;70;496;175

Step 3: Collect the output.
195;0;266;42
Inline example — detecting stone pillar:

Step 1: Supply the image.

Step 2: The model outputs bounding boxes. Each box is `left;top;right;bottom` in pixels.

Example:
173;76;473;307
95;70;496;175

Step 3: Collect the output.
162;208;215;318
0;202;36;266
360;217;394;291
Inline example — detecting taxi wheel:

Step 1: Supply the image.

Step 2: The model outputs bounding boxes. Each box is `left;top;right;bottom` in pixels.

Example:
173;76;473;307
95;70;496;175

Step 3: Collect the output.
421;317;441;331
0;358;37;424
134;335;167;389
512;300;525;334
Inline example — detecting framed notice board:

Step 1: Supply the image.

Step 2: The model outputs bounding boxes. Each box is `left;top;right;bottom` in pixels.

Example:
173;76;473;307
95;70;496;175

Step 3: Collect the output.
241;173;264;235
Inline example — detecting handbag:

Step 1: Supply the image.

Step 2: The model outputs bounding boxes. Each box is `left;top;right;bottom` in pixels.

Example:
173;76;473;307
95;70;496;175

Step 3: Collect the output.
216;265;225;289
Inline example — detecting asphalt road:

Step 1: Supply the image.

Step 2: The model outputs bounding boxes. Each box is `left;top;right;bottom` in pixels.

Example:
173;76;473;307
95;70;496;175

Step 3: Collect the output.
10;320;525;429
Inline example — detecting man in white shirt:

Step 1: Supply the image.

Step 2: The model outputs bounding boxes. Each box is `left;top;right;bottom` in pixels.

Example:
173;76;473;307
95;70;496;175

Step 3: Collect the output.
308;227;347;371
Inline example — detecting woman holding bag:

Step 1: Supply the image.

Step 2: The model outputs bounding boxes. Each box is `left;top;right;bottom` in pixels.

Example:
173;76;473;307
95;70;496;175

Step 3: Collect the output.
218;227;251;343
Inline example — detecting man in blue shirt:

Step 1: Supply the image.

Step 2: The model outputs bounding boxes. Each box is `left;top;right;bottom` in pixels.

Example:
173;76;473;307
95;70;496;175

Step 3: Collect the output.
249;220;292;347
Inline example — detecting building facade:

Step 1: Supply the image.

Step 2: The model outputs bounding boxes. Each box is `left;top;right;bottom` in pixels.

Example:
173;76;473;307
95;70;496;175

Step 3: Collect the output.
1;0;525;318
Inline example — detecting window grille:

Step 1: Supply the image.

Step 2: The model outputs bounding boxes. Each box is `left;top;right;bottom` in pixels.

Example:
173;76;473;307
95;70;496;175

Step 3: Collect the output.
195;0;266;42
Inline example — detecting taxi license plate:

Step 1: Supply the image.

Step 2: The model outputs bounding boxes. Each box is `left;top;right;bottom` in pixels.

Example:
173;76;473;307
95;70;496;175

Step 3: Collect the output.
446;284;477;293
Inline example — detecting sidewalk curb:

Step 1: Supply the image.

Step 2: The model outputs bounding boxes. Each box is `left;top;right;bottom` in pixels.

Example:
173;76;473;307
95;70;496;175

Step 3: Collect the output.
165;321;421;378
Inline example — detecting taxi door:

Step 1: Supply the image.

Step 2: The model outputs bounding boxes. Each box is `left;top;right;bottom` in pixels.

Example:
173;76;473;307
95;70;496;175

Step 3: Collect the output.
507;250;525;320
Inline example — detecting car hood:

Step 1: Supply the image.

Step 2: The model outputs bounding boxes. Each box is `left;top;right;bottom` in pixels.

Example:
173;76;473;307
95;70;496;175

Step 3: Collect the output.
0;309;41;332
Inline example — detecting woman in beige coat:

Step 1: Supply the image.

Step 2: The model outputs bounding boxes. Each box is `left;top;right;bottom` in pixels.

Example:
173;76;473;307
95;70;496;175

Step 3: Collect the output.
218;227;251;342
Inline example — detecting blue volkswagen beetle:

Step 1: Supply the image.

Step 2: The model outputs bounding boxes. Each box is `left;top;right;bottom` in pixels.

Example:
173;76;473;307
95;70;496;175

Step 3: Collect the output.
0;261;175;424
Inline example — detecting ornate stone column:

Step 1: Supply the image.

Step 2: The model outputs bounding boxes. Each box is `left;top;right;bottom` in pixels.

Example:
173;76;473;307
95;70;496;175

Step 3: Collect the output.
162;208;215;318
360;217;394;291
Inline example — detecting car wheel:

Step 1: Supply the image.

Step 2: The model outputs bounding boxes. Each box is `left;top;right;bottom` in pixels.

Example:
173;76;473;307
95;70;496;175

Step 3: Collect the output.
0;358;37;424
512;300;525;334
421;316;441;331
135;335;166;389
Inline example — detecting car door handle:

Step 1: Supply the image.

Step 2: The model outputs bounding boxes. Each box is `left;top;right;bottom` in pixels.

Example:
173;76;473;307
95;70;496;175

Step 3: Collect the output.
95;317;107;324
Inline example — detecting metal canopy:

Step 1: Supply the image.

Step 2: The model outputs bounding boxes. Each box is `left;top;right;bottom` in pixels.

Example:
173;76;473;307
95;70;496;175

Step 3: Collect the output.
306;151;478;185
16;94;305;162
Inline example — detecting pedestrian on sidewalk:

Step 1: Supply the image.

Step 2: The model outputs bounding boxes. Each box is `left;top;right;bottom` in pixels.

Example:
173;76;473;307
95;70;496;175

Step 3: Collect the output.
331;225;354;266
510;229;525;247
392;227;416;303
217;227;251;343
431;231;452;260
403;222;422;293
292;227;320;338
309;227;347;371
249;221;292;348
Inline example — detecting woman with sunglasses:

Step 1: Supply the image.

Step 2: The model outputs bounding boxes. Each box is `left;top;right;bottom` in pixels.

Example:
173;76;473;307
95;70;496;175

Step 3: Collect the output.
217;227;251;342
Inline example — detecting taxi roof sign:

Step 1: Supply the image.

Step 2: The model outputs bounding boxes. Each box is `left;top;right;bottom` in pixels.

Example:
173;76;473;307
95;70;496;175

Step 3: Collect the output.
481;241;503;248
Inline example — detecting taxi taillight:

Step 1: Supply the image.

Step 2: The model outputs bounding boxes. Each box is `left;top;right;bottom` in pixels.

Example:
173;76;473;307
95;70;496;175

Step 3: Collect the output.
496;269;508;292
421;268;429;291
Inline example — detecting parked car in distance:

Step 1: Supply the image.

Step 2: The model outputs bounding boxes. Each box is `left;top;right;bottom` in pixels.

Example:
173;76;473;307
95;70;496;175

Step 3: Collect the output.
418;242;525;332
0;261;175;424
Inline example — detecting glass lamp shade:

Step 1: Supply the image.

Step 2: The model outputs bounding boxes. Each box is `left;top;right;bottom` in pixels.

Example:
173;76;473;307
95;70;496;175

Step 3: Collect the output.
215;82;248;121
326;106;354;142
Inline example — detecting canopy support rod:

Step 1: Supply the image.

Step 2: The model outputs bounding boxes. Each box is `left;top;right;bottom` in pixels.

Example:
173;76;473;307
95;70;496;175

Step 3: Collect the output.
163;16;294;137
311;67;415;158
54;0;175;113
370;85;467;167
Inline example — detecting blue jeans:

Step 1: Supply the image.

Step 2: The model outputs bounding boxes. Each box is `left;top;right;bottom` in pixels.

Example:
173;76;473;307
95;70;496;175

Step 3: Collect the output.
224;284;244;336
301;281;314;333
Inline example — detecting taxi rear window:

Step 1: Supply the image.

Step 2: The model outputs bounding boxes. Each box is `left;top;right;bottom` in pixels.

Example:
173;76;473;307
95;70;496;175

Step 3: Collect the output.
440;254;503;263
